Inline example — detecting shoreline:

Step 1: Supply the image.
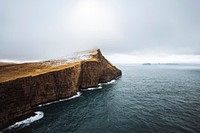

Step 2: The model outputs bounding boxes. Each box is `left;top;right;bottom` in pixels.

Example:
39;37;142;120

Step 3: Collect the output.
1;78;119;132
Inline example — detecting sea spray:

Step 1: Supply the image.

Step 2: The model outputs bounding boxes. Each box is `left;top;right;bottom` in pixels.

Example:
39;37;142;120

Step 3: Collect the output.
2;111;44;132
38;92;82;107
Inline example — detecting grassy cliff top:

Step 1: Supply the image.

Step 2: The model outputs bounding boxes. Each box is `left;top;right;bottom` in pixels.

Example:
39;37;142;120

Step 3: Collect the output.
0;49;99;83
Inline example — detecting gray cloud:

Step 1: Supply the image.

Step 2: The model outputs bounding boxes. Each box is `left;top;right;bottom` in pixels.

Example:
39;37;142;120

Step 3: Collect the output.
0;0;200;61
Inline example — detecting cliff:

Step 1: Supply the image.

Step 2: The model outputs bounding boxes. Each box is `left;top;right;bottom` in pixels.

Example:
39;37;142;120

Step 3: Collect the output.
0;49;121;130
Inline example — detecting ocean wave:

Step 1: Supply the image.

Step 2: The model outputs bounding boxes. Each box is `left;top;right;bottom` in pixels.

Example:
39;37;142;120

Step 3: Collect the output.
4;111;44;131
38;92;82;107
81;79;117;92
98;79;116;86
81;86;103;91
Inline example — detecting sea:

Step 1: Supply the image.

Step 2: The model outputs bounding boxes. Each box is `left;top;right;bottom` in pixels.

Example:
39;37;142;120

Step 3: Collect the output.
3;64;200;133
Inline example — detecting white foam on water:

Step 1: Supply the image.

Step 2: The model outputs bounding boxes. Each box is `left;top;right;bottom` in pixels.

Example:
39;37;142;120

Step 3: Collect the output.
38;92;82;107
5;111;44;130
81;79;117;92
36;79;117;107
81;86;103;91
59;92;82;101
98;79;116;86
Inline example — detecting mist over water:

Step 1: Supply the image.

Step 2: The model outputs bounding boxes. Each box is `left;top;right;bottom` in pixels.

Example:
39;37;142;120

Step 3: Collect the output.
5;65;200;133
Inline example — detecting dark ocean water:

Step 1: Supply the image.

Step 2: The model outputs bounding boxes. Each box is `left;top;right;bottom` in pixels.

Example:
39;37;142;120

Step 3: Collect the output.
5;65;200;133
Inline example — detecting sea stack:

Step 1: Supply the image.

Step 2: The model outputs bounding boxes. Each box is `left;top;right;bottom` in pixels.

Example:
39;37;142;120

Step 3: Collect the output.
0;49;122;130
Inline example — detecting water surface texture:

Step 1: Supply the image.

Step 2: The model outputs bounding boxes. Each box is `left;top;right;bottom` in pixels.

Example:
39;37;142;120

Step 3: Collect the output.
7;65;200;133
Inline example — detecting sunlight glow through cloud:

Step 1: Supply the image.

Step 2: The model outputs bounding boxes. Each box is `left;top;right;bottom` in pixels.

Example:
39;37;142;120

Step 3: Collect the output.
66;0;122;42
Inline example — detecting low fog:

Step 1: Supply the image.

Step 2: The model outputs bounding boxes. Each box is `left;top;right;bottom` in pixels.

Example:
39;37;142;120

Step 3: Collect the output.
0;0;200;63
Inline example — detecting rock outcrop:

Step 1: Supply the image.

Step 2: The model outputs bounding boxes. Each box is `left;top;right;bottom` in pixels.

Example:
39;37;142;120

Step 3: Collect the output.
0;49;121;130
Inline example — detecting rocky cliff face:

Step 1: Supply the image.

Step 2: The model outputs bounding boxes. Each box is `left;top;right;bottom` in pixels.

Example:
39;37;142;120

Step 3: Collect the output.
0;49;121;130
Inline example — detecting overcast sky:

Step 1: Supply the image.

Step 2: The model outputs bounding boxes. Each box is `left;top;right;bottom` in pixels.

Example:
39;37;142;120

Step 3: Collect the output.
0;0;200;63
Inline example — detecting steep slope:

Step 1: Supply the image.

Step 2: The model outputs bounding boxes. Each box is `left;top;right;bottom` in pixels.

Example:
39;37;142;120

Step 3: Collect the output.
0;49;122;130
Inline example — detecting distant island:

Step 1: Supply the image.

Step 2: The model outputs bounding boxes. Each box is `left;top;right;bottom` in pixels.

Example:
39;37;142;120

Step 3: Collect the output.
142;63;151;65
0;49;122;130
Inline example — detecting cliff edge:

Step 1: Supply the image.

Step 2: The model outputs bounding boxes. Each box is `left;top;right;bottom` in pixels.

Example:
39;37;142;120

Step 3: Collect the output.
0;49;122;130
